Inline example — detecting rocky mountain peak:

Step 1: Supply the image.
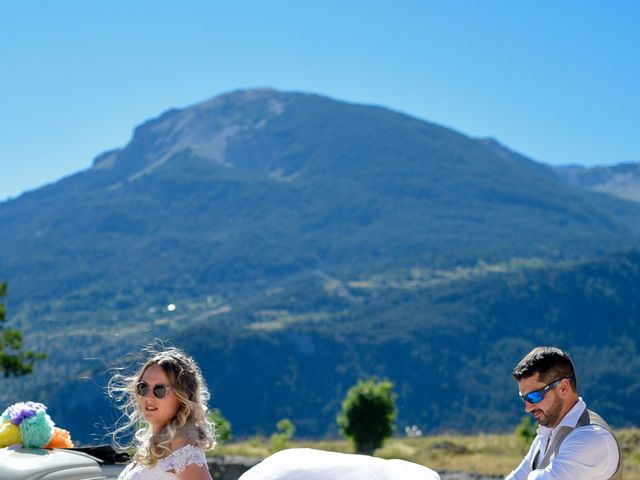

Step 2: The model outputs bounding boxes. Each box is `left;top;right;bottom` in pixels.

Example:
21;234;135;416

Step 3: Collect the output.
92;88;291;186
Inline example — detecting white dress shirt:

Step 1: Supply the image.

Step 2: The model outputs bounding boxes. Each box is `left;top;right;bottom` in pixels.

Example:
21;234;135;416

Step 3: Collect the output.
505;399;619;480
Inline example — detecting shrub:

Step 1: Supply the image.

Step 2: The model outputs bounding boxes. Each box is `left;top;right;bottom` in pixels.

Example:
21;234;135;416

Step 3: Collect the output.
337;378;396;454
208;408;232;445
270;418;295;452
515;415;536;448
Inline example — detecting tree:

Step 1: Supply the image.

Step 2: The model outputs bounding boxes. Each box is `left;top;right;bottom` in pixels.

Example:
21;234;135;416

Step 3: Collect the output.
0;282;46;377
269;418;295;452
515;415;537;451
337;378;396;454
208;408;232;444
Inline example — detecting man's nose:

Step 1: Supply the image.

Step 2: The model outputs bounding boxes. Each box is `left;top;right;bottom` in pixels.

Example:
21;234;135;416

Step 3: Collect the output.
524;401;536;412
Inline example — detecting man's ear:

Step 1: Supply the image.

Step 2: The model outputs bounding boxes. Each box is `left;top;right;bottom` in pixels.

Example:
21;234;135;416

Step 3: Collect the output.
559;378;572;397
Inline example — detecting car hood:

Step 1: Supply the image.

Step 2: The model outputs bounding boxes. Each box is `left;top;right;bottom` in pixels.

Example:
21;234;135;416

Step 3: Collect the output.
0;446;105;480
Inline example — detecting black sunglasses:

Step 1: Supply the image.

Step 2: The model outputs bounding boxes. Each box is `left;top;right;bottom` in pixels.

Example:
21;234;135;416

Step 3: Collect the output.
519;377;571;404
136;381;171;399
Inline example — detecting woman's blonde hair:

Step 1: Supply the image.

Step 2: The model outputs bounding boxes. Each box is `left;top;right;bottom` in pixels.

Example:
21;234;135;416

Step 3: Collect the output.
109;343;216;466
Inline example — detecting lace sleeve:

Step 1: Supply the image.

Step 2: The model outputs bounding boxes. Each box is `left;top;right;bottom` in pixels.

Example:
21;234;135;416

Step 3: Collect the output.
165;444;208;474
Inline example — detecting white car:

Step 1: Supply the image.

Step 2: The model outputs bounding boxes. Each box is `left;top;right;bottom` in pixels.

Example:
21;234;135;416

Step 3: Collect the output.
0;445;126;480
238;448;441;480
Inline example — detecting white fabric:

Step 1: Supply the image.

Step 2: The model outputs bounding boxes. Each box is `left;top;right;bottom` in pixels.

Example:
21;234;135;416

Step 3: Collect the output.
238;448;440;480
505;399;619;480
118;444;207;480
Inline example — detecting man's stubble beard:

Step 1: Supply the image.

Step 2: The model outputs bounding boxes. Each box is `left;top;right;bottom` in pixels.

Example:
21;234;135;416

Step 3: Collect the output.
536;393;564;428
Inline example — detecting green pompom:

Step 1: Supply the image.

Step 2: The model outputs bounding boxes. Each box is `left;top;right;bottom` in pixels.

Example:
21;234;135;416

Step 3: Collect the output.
20;410;54;448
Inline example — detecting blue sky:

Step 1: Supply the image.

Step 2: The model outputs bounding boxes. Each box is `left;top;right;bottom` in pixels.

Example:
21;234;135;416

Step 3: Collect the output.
1;1;638;201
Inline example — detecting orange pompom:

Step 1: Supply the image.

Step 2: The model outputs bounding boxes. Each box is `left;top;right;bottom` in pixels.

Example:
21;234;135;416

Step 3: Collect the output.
45;426;74;448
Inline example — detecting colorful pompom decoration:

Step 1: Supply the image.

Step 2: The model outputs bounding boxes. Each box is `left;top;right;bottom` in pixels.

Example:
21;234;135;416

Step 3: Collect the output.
0;401;73;449
20;410;55;448
45;427;74;448
0;420;22;447
1;401;47;425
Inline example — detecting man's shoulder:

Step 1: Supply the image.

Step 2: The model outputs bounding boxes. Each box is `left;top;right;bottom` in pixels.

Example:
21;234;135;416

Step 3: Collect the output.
562;421;620;476
565;422;618;450
571;406;617;442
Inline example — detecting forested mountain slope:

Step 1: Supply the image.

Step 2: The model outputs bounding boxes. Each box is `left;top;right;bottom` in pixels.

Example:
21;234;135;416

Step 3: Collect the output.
1;89;639;442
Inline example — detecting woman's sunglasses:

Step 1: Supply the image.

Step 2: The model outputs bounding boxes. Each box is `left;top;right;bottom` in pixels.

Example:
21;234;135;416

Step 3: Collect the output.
519;377;571;404
136;381;171;399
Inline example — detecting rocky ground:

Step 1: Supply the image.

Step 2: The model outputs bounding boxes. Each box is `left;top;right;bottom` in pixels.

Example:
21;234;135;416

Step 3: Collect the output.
440;472;502;480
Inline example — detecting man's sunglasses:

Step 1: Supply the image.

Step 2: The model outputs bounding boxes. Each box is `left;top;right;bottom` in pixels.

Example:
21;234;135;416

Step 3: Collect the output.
136;381;171;399
519;377;571;404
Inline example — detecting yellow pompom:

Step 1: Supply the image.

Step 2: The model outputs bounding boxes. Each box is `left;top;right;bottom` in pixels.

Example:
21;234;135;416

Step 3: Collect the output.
0;420;22;447
45;427;74;448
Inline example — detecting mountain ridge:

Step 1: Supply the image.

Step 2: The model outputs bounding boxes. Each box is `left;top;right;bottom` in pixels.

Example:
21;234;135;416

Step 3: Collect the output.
554;162;640;202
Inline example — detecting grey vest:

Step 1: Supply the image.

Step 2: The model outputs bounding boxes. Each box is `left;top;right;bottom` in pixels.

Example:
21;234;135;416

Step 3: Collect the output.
532;408;622;479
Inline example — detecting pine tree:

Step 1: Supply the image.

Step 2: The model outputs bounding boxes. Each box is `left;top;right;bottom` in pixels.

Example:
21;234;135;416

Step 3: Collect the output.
0;282;45;377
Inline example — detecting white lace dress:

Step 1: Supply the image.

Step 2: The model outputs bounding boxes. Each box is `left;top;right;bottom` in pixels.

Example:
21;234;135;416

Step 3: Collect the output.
118;444;208;480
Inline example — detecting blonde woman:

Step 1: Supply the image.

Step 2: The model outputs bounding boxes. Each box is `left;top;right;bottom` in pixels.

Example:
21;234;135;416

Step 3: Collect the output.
110;345;216;480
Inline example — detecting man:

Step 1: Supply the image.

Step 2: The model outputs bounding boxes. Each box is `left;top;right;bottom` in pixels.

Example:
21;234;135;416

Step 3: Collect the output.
506;346;621;479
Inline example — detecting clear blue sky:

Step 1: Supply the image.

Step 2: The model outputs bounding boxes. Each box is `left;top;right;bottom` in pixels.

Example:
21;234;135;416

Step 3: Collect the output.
1;1;638;201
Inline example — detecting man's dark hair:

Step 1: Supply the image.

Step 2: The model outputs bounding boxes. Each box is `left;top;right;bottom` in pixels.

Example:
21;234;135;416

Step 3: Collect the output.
512;346;577;392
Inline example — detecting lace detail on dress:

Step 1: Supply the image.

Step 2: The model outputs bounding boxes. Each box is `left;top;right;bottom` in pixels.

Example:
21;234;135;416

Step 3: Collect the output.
117;444;207;479
163;444;207;473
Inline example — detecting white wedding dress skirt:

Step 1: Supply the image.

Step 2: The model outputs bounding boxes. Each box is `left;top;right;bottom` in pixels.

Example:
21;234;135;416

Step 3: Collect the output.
238;448;440;480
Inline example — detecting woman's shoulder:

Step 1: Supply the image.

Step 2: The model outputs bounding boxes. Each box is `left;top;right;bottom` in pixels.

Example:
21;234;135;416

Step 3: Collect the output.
161;442;207;474
170;442;206;455
170;431;205;454
173;425;216;451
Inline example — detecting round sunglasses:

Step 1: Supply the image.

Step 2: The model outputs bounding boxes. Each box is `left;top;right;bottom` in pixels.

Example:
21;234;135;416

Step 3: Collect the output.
136;381;172;399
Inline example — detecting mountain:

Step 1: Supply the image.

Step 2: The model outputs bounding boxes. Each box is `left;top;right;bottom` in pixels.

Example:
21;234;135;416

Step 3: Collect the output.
554;162;640;202
3;89;640;311
1;88;640;443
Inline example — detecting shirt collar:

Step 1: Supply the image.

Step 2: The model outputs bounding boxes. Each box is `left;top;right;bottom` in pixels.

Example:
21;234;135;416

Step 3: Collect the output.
535;397;586;437
556;397;586;429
